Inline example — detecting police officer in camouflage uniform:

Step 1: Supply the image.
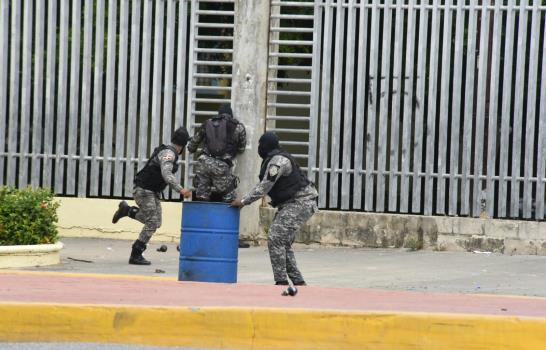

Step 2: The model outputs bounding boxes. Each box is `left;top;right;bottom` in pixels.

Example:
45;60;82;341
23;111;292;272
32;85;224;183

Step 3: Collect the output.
112;127;192;265
231;132;318;286
187;104;246;202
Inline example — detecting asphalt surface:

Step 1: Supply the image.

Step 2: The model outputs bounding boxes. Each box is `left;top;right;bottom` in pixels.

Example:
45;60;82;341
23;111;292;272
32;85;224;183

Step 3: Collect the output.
0;343;207;350
18;237;546;297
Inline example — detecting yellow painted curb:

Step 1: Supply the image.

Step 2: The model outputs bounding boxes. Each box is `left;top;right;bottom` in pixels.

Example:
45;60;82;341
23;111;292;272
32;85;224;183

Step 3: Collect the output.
0;303;545;350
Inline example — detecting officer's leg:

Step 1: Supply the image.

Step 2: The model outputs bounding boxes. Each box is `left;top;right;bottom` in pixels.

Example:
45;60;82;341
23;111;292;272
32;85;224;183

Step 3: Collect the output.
269;201;315;285
267;208;294;284
194;160;212;201
130;188;160;265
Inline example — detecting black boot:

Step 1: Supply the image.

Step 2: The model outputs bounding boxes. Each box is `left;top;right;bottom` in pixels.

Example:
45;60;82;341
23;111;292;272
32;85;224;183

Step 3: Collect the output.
112;201;130;223
129;240;151;265
275;280;289;286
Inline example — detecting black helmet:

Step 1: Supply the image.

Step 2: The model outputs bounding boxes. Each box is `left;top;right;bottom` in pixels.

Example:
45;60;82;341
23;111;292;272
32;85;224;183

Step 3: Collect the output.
218;104;233;118
171;127;189;147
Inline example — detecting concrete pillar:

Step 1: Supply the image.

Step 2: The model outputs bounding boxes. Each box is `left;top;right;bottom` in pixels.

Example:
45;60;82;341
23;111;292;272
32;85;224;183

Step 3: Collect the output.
231;0;271;241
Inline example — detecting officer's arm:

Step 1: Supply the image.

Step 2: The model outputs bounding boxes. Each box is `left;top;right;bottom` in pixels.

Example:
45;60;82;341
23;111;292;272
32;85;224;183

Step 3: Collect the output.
186;127;204;154
240;159;286;206
236;123;247;154
158;150;184;193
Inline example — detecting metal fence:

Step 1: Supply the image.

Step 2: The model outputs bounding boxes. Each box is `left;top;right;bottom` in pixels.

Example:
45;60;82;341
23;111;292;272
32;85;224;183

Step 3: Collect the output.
2;0;546;221
267;0;546;220
0;0;236;200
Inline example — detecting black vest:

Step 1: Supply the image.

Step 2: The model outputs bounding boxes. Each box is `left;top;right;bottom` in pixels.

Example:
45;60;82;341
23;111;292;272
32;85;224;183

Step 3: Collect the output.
134;145;179;192
204;115;238;158
259;149;310;207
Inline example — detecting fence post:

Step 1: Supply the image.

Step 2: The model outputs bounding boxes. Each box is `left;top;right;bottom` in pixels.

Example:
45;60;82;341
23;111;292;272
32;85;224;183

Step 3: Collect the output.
231;0;271;241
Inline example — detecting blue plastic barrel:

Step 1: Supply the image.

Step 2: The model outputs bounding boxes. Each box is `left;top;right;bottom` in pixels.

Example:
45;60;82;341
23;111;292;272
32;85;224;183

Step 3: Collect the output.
178;201;240;283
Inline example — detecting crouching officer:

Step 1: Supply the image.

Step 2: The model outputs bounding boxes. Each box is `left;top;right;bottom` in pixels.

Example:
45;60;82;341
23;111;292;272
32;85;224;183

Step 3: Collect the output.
230;132;318;285
112;127;192;265
187;104;246;203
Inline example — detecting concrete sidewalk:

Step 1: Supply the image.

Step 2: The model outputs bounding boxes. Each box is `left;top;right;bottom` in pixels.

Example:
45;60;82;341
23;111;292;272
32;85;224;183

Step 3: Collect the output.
20;237;546;296
2;237;546;349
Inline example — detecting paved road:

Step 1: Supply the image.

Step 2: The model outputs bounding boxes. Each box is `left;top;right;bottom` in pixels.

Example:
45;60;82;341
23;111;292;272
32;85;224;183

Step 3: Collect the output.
19;237;546;297
0;343;208;350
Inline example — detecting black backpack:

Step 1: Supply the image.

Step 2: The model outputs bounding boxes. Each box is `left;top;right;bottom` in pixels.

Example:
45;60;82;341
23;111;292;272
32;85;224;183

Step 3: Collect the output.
204;114;238;157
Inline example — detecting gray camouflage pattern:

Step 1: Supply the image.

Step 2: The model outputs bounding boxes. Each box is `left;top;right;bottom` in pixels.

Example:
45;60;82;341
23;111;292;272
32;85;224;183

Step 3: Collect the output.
132;186;162;244
188;117;246;202
268;198;317;284
156;146;183;193
240;153;318;284
193;154;238;202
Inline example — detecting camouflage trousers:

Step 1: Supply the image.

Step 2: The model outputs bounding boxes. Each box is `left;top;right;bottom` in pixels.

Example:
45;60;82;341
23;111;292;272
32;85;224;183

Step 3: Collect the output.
267;199;318;284
132;187;162;244
194;154;237;202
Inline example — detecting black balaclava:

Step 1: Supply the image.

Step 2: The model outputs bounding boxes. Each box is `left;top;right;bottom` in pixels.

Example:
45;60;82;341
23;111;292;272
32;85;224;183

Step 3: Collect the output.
258;131;280;159
171;127;189;153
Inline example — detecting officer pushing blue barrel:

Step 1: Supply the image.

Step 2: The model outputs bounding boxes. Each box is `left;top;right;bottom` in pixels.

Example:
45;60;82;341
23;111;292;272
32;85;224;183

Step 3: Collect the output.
231;132;319;286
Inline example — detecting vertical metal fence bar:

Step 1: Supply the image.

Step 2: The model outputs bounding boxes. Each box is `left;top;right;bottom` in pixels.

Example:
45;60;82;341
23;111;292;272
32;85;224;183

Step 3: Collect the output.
163;0;176;199
78;0;93;197
473;0;491;218
461;0;478;216
412;0;429;213
400;0;416;213
329;0;345;208
341;0;356;210
139;0;153;172
174;0;189;198
353;0;369;210
388;0;404;213
424;0;440;215
485;0;502;218
90;0;105;196
308;0;323;185
7;0;22;187
0;0;8;186
113;0;129;197
67;0;82;195
102;0;118;196
19;0;33;188
523;1;540;219
449;0;464;215
365;0;380;212
437;0;452;215
498;0;516;218
535;14;546;221
44;0;58;190
163;0;177;177
126;0;142;197
175;0;189;129
510;0;528;217
56;1;70;193
32;0;45;189
151;0;165;154
183;0;197;190
318;0;333;208
376;0;392;212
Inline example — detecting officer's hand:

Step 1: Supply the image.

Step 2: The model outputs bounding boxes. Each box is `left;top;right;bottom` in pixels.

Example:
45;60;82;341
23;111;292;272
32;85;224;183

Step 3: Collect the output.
180;188;192;199
230;199;244;208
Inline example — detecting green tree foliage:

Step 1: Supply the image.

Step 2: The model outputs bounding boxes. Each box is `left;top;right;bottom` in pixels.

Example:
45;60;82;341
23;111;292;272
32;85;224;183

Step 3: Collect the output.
0;187;60;246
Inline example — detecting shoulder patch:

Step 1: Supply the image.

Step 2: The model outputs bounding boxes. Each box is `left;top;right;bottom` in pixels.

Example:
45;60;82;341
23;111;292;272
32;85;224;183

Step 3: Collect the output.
268;165;279;177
